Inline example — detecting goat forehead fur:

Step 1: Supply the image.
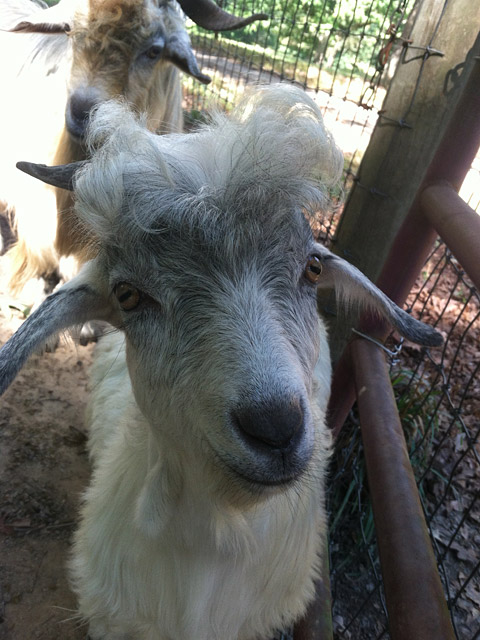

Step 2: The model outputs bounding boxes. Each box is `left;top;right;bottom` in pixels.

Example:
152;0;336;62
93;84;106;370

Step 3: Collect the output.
75;85;343;252
72;0;177;56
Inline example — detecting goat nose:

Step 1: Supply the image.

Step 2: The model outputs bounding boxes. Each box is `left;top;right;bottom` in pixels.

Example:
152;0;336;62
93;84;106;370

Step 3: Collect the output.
233;399;304;450
66;92;99;139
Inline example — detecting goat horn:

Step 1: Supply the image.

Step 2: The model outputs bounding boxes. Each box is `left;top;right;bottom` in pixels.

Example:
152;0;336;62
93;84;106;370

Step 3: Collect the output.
177;0;268;32
16;161;86;191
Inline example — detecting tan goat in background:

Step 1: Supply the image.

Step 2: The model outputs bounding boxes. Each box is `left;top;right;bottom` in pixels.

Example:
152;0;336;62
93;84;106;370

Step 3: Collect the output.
0;0;266;298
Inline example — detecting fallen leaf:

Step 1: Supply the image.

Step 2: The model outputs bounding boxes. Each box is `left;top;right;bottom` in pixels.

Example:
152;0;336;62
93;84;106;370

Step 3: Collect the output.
450;541;477;563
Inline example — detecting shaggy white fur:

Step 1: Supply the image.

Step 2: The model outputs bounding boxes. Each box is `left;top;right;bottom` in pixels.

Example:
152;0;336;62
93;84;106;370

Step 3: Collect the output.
73;329;331;640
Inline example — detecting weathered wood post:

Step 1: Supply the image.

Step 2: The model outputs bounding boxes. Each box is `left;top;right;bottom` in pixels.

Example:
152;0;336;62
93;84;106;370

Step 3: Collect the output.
326;0;480;363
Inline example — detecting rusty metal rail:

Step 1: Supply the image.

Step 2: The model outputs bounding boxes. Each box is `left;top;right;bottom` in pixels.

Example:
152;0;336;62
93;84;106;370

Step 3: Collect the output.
421;182;480;293
293;550;333;640
351;338;456;640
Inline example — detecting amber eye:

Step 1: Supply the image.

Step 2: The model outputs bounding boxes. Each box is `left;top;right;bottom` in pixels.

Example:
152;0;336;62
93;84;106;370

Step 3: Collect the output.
304;255;323;284
114;282;141;311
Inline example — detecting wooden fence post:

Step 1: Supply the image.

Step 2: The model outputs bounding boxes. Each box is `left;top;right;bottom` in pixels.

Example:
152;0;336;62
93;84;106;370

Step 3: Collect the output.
326;0;480;362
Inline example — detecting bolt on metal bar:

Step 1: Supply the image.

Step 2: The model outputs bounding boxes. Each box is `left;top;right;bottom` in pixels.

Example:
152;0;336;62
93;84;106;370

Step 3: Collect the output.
350;337;456;640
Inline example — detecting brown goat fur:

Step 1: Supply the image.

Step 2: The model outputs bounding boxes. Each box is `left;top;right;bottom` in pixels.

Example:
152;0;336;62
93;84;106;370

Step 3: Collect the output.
0;0;203;296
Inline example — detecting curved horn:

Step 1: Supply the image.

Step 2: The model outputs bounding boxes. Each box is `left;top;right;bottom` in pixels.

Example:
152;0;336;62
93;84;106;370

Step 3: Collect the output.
16;161;86;191
177;0;268;32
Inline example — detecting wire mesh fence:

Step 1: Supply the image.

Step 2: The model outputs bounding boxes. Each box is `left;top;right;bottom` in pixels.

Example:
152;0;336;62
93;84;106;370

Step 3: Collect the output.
182;1;480;639
402;243;480;640
183;0;417;224
328;239;480;639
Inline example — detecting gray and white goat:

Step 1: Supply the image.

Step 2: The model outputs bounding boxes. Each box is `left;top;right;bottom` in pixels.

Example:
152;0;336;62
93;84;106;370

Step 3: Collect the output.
0;85;442;640
0;0;265;293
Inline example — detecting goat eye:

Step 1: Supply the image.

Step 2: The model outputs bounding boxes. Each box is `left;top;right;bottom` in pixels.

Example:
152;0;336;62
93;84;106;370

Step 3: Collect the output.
114;282;141;311
304;255;323;284
144;44;163;60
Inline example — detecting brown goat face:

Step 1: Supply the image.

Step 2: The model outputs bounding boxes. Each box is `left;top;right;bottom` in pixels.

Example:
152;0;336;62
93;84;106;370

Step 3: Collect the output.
65;0;209;140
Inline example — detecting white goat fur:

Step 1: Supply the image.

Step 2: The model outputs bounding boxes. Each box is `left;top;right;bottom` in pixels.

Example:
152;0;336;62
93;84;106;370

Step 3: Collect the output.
72;85;339;640
0;85;442;639
0;0;192;292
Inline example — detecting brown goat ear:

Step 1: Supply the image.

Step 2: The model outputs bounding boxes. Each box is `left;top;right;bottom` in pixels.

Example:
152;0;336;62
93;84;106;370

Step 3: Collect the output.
10;21;70;34
177;0;268;32
16;161;86;191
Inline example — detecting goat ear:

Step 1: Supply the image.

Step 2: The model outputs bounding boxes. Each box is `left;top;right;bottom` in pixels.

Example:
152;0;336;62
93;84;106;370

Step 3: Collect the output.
313;244;443;347
165;32;211;84
0;267;113;396
7;0;73;34
9;20;70;34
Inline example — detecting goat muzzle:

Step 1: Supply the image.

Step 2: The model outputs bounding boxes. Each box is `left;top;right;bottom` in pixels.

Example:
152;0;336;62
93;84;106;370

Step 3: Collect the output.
65;89;102;141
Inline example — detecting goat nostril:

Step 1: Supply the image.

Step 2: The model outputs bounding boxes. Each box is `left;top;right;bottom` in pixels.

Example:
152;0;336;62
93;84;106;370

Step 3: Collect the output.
233;399;304;450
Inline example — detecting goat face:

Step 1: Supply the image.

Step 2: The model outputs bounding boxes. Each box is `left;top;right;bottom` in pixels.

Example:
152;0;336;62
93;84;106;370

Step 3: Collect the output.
7;0;265;142
4;86;442;501
66;0;208;140
105;206;323;492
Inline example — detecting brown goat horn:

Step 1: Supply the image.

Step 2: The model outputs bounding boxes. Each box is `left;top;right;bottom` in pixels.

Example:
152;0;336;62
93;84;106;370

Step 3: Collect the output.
16;161;86;191
177;0;268;32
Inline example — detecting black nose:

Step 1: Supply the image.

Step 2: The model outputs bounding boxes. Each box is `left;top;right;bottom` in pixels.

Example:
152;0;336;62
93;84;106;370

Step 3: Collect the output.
66;91;99;139
232;398;304;450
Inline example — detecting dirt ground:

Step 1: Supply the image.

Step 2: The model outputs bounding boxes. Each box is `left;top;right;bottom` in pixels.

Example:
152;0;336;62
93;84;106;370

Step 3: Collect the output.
0;256;93;640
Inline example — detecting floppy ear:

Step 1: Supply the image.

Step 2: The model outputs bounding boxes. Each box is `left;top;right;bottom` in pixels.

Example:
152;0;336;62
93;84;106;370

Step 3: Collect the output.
314;244;443;347
0;263;114;396
9;20;70;33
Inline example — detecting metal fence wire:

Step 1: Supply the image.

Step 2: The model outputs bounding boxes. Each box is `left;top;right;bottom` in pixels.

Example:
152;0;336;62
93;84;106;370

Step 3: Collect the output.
182;1;480;639
183;0;417;224
329;239;480;639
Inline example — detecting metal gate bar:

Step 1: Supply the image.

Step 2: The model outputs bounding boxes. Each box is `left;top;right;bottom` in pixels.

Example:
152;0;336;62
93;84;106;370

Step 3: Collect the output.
421;182;480;292
293;548;333;640
351;338;456;640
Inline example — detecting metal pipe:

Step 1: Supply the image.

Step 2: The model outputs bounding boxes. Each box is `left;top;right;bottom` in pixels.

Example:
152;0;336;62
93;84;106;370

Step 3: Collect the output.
421;182;480;292
327;343;355;440
351;338;456;640
374;53;480;308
